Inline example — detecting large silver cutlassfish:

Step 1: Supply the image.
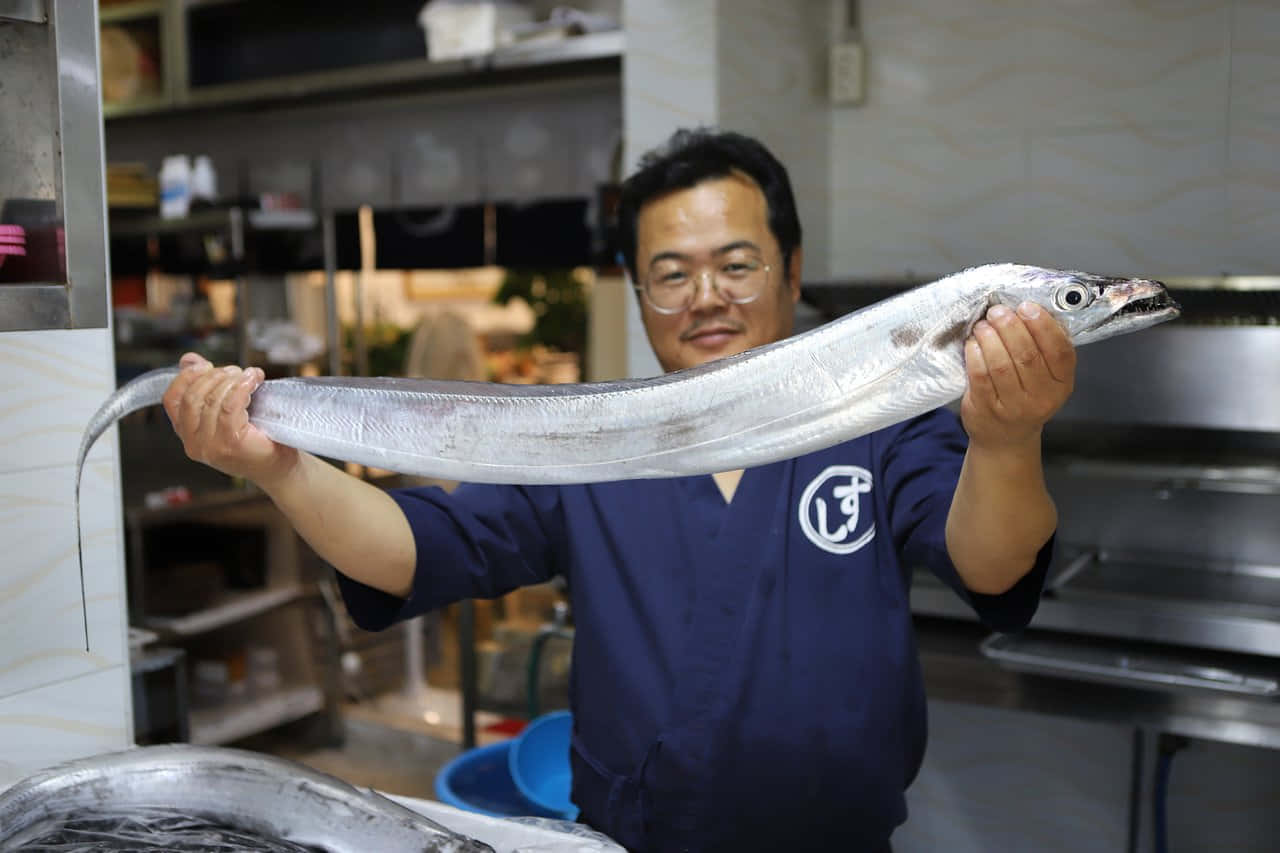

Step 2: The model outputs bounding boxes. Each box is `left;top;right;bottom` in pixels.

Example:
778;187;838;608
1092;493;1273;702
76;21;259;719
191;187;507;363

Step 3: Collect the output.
72;263;1178;647
0;745;499;852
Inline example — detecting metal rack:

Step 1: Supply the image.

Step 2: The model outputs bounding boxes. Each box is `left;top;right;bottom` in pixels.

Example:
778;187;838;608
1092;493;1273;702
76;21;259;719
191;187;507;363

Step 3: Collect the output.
124;487;343;747
98;0;623;121
108;205;320;366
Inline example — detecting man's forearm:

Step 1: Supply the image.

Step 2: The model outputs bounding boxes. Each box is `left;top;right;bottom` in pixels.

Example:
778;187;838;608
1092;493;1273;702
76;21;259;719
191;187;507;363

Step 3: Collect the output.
944;435;1057;595
260;452;418;599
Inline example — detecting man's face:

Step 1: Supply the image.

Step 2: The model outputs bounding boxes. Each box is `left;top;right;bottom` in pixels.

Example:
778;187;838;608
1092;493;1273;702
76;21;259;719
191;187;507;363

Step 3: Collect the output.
635;173;803;373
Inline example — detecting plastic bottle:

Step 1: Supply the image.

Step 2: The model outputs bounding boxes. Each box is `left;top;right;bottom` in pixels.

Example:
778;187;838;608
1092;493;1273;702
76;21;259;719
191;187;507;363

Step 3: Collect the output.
159;154;191;219
191;155;217;208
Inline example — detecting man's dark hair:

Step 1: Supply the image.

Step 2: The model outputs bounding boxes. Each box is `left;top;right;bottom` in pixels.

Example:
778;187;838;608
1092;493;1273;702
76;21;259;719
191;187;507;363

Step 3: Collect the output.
617;128;803;282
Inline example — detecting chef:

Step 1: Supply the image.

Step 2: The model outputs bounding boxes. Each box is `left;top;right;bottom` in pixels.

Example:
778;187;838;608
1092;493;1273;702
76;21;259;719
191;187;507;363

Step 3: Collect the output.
165;128;1074;851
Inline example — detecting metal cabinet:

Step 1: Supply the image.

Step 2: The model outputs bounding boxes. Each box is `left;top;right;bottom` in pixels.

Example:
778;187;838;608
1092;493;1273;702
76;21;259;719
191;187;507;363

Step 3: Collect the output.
1;0;110;331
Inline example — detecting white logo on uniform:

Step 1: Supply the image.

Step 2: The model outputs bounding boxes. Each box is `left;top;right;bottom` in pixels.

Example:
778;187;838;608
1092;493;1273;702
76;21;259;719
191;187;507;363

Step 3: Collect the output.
798;465;876;555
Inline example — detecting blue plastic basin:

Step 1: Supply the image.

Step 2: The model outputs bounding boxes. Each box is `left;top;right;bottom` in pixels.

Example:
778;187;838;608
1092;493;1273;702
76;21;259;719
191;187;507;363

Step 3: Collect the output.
434;739;562;819
509;710;577;820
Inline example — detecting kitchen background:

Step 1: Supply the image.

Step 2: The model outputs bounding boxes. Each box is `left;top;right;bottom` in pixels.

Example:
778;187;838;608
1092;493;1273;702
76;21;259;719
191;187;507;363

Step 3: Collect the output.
2;1;1279;850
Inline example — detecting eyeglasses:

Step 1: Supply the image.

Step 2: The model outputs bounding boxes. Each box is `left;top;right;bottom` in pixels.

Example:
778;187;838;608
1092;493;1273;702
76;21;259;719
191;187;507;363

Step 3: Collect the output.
635;256;773;315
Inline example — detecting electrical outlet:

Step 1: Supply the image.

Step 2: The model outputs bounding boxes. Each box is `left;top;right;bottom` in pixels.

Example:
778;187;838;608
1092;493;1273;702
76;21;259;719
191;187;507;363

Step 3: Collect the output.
829;41;864;106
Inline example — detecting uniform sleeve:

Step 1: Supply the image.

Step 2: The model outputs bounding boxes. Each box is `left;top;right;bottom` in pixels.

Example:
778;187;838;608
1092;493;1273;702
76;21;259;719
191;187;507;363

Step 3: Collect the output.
335;482;565;632
880;408;1053;633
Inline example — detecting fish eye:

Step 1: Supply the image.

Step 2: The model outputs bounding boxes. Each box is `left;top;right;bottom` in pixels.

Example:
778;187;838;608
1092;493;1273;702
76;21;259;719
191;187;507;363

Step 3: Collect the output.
1055;284;1093;311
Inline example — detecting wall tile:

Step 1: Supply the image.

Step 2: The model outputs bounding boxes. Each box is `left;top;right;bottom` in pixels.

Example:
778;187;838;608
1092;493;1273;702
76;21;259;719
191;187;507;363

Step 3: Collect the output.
858;0;1035;137
1227;114;1280;272
830;1;1241;278
0;458;127;700
0;666;130;786
1017;0;1231;129
1230;0;1280;119
1024;123;1229;275
0;330;117;474
621;0;718;170
719;0;833;278
831;131;1030;277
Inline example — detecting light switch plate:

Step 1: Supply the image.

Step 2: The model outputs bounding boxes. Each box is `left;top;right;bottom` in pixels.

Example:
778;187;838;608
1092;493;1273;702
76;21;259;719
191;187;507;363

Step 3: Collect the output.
829;41;865;106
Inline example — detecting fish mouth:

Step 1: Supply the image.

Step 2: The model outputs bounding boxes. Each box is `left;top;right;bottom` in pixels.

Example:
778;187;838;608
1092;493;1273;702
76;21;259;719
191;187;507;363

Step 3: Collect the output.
1095;278;1181;331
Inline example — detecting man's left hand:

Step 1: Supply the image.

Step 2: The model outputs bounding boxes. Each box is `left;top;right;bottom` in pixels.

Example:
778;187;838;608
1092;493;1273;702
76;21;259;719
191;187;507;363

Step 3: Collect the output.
960;301;1076;451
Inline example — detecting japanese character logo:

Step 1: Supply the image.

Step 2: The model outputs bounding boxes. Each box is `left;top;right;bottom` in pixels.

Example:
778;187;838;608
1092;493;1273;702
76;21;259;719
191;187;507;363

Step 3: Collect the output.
798;465;876;555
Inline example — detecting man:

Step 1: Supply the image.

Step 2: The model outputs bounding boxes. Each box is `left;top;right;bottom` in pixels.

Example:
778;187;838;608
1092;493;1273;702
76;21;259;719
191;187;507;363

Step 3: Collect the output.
165;129;1074;852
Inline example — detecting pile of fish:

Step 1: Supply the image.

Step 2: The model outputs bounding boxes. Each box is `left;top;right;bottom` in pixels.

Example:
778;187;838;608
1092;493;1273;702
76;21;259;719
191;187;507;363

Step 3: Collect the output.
0;745;497;852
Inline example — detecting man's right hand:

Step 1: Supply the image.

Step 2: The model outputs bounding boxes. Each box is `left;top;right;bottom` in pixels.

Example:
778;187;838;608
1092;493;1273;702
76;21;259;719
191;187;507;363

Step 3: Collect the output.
162;352;299;488
163;353;417;600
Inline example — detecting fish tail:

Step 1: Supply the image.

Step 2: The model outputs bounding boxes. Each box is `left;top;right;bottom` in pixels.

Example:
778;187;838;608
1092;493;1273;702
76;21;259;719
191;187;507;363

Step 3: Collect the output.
74;366;181;653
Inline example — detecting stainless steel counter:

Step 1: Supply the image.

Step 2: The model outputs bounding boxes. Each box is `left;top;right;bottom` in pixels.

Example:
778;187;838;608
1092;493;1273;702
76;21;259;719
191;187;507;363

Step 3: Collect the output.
915;616;1280;751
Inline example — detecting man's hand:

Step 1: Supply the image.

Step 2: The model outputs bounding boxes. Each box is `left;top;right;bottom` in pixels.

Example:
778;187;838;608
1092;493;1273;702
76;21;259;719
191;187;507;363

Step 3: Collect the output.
960;301;1076;451
161;352;299;488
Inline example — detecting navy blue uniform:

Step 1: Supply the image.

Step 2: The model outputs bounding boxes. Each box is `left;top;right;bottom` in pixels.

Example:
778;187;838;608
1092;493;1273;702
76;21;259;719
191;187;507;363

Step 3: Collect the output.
338;408;1051;851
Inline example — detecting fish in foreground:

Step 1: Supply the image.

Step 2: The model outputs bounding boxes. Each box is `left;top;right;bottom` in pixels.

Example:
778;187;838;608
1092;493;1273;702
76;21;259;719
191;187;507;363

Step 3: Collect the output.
71;263;1178;646
0;744;496;852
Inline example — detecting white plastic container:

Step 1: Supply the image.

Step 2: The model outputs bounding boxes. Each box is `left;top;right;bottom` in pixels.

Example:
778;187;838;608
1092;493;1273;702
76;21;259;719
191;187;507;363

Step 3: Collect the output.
417;0;534;61
191;155;218;205
159;154;191;219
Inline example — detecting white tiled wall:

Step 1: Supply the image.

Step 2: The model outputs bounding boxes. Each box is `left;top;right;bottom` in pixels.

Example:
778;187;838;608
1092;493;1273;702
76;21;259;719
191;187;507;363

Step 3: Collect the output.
1228;114;1280;270
0;328;132;786
1229;0;1280;119
830;0;1279;277
0;666;130;785
0;331;117;472
621;0;719;172
718;0;833;281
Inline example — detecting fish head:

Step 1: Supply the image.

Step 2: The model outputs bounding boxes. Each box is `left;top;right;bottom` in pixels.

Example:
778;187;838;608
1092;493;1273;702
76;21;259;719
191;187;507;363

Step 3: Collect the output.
977;263;1180;345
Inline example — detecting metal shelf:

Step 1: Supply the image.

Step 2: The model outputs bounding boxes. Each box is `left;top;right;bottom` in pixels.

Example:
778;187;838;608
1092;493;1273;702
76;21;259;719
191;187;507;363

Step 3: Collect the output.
0;0;45;24
184;0;246;10
125;486;269;527
105;30;623;120
0;282;69;331
144;584;309;637
248;208;317;230
109;207;235;238
1052;458;1280;496
109;206;317;239
189;683;325;746
102;94;174;120
98;0;162;24
980;632;1280;699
